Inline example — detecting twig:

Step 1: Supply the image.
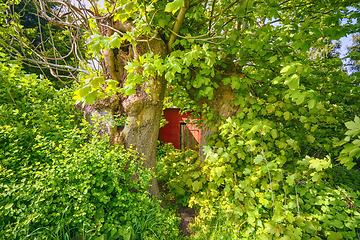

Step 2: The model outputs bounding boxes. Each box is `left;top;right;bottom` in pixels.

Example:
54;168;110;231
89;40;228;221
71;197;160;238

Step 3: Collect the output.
262;148;275;213
281;169;287;214
295;167;301;219
193;0;239;28
8;90;20;110
25;59;90;74
142;0;155;33
98;23;124;36
271;42;287;66
260;135;275;213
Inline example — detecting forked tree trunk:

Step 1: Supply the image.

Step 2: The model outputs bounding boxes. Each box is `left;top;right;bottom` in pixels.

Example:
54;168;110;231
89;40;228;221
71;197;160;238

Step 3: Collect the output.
86;20;168;198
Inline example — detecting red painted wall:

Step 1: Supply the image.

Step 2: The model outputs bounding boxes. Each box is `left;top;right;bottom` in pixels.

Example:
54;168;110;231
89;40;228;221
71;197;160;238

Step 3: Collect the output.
159;108;201;150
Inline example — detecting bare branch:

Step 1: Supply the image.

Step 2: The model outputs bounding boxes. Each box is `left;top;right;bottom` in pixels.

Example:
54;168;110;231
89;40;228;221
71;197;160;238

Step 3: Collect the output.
26;59;90;74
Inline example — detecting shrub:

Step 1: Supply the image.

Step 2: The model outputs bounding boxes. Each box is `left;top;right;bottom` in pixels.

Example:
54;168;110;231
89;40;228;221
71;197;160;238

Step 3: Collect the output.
157;115;360;239
156;145;198;207
0;58;181;240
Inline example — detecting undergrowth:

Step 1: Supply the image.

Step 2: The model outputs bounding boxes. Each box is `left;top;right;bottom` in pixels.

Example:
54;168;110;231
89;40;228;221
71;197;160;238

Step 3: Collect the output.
0;59;181;240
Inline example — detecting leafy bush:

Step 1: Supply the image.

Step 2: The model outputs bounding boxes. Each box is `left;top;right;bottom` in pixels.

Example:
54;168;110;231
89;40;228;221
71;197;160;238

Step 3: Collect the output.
158;114;360;239
0;58;181;240
157;145;198;206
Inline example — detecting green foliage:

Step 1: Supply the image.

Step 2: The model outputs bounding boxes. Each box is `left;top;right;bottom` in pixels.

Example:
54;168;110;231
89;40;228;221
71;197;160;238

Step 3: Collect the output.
336;116;360;169
0;58;181;240
0;0;82;88
157;145;198;206
347;33;360;74
159;144;360;239
328;166;360;192
157;97;360;239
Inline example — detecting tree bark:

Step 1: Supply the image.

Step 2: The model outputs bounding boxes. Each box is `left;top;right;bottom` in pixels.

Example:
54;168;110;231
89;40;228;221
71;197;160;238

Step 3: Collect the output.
84;20;168;198
186;61;244;159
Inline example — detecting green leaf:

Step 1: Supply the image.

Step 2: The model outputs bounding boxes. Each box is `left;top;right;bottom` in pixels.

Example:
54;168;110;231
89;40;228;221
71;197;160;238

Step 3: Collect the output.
284;74;300;90
90;76;105;89
5;203;13;210
309;158;330;171
109;34;122;49
272;76;283;84
308;99;316;109
192;181;202;192
243;168;251;175
284;111;291;120
121;84;136;96
280;65;296;75
222;77;231;85
269;55;277;63
264;222;279;235
327;231;343;240
79;85;91;97
124;2;137;13
345;116;360;137
254;155;264;164
165;0;184;13
311;172;320;182
107;79;119;91
306;135;315;143
231;77;241;89
271;129;278;139
83;91;100;104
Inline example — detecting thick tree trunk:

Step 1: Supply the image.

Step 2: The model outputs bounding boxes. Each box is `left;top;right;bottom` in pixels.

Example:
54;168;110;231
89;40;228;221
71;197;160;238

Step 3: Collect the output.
193;64;244;159
198;86;241;160
83;20;168;198
118;88;166;197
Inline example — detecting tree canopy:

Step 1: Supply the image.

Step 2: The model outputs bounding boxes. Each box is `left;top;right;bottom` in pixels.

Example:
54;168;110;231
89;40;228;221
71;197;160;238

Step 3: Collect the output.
1;0;360;238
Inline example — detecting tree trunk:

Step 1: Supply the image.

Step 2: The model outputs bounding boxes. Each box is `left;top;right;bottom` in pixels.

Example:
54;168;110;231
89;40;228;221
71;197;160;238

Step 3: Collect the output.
188;62;245;159
84;20;168;198
198;85;241;159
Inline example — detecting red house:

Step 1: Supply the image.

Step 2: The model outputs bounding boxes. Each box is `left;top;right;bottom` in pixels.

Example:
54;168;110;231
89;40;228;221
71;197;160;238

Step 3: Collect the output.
158;108;201;150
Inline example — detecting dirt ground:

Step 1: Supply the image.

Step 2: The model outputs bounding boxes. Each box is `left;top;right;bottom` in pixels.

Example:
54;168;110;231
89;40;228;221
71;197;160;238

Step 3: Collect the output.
177;204;196;237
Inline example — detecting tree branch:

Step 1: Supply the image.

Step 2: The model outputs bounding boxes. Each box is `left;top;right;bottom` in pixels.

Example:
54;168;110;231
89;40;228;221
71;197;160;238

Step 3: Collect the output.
193;0;239;28
167;0;191;53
